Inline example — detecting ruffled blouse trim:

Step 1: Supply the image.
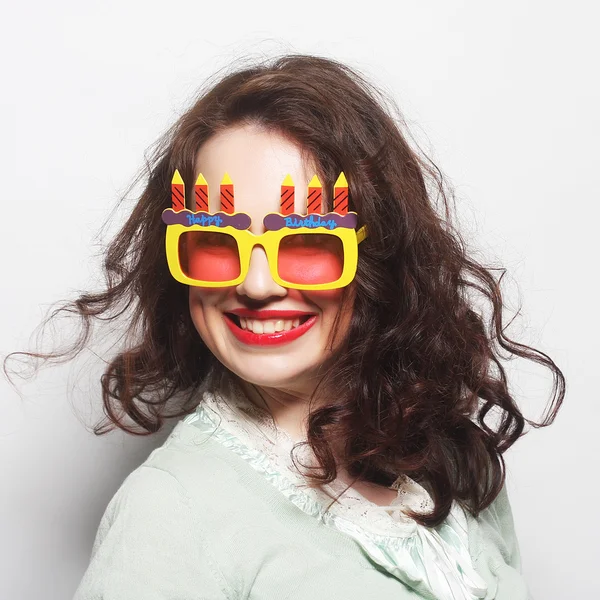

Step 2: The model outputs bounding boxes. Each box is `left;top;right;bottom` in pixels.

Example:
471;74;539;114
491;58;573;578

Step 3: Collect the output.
183;393;488;600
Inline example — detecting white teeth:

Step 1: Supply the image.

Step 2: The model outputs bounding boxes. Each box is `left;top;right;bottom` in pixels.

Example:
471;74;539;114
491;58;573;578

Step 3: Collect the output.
234;317;306;334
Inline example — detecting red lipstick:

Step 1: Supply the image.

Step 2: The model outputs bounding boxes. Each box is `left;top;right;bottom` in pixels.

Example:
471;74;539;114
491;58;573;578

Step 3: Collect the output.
223;309;317;346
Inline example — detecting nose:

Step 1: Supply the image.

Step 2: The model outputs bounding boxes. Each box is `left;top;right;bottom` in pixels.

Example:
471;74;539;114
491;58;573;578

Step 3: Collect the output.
235;246;287;300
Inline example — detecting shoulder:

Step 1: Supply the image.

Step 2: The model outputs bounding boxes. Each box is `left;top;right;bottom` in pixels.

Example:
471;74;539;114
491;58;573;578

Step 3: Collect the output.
465;482;532;599
127;416;276;530
139;418;252;498
473;482;521;565
73;424;238;600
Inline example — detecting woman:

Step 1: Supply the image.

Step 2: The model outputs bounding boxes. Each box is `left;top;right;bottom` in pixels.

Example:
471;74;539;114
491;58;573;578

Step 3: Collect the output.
19;55;563;599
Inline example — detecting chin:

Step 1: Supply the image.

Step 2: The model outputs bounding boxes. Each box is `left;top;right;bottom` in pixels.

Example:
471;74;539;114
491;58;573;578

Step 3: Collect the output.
224;354;322;391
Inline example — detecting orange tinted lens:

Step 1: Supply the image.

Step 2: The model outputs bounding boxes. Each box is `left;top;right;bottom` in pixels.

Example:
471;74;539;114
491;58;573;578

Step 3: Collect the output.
179;231;241;282
277;233;344;285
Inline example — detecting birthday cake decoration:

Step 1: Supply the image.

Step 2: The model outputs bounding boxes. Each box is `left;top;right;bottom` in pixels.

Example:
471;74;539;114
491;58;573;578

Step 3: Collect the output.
161;170;357;230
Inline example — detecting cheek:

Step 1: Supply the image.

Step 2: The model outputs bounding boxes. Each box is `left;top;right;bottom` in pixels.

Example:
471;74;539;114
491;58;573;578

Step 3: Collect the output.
296;286;354;332
287;286;345;307
188;288;228;334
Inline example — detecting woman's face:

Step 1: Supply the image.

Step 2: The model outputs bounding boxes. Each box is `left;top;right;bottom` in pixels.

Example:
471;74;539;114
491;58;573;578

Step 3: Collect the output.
189;123;353;394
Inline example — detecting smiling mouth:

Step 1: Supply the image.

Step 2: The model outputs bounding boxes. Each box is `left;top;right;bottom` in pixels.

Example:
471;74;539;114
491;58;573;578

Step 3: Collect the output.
223;312;317;346
225;314;312;334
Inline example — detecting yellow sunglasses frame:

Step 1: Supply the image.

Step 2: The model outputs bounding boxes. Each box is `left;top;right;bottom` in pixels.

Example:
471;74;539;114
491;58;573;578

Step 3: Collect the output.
164;223;368;290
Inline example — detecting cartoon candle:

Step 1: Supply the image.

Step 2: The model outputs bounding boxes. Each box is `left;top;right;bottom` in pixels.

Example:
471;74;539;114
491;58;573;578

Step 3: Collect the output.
280;174;295;215
220;172;234;214
194;173;209;212
171;170;185;212
333;172;349;215
307;174;322;214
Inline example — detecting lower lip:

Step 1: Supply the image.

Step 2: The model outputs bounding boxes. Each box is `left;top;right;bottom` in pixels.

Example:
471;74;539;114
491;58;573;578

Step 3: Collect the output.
224;314;317;346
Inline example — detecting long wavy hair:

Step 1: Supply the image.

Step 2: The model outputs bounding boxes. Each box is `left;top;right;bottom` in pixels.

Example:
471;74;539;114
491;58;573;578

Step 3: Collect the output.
7;55;564;526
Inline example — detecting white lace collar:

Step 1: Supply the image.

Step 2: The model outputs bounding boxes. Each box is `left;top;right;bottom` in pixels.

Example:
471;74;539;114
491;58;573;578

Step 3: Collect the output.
183;385;488;600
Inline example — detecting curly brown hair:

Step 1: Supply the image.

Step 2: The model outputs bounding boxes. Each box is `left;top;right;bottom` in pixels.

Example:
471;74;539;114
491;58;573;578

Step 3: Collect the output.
7;54;564;527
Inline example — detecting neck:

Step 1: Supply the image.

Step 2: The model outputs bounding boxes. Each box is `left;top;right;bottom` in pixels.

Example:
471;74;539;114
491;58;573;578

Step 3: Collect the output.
231;376;364;492
238;380;316;443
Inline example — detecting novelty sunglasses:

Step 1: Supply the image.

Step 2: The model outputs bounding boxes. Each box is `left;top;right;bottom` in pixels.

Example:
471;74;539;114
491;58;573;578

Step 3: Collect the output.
162;171;367;291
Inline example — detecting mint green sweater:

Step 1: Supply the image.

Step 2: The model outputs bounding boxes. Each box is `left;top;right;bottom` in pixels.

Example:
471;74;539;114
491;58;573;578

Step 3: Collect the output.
73;399;530;600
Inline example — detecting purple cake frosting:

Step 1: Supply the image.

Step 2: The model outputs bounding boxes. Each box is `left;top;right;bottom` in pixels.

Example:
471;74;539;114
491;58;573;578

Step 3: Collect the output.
263;212;357;231
161;209;251;230
162;209;358;232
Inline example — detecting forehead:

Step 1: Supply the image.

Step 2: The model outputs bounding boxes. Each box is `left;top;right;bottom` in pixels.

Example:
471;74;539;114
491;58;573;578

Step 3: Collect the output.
195;124;316;230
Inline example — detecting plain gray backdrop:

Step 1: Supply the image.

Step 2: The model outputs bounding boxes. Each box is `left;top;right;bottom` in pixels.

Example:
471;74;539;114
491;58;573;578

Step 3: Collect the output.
1;1;598;598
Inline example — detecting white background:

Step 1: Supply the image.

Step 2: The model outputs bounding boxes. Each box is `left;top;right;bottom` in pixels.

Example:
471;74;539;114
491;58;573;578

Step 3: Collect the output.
1;1;598;598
